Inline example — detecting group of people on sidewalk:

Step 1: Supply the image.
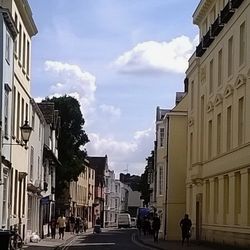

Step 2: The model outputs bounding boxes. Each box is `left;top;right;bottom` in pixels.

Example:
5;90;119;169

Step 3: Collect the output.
50;214;88;240
137;213;192;246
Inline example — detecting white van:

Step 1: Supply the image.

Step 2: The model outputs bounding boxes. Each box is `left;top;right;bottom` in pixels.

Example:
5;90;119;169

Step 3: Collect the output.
118;213;131;228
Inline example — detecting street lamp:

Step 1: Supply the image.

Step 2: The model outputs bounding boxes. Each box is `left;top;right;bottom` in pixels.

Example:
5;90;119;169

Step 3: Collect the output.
20;120;32;145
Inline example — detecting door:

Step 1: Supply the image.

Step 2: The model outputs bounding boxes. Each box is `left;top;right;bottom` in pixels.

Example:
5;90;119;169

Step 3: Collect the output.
196;194;202;240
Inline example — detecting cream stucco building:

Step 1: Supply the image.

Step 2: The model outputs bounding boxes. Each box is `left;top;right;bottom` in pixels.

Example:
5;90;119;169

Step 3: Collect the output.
186;0;250;247
0;0;37;240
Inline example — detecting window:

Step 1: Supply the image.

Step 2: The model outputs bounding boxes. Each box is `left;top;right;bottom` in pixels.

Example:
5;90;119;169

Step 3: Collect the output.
239;22;246;66
89;169;91;179
226;106;232;151
14;13;18;53
209;59;214;94
21;98;24;129
4;85;10;137
190;133;193;167
206;180;210;218
228;36;234;77
224;175;229;215
191;81;194;110
158;166;163;195
22;32;26;69
115;199;118;209
159;128;164;147
214;177;219;223
5;33;11;63
217;113;222;155
202;18;208;35
238;97;244;145
17;92;20;139
26;103;28;121
30;147;34;181
210;6;216;24
208;120;212;159
18;24;22;61
218;49;223;86
27;40;30;75
14;170;18;215
2;174;8;225
235;172;241;222
12;87;16;136
32;107;35;129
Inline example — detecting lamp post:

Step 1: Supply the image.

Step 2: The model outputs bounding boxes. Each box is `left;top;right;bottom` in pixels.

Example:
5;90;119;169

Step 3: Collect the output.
20;120;32;146
0;120;32;185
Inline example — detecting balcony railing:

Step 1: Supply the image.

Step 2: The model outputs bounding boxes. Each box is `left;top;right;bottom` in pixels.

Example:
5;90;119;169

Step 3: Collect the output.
203;28;214;48
221;1;235;24
211;16;224;37
196;41;206;57
231;0;244;8
196;0;245;58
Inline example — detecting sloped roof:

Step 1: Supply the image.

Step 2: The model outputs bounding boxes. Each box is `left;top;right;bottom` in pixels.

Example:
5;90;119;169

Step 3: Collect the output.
87;156;107;176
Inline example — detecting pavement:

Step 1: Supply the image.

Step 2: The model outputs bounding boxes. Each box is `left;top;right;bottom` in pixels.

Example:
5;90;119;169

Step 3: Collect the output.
135;232;248;250
25;229;93;250
25;228;249;250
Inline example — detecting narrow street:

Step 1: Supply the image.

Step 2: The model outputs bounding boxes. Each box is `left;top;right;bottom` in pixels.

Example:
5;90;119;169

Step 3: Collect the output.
59;228;153;250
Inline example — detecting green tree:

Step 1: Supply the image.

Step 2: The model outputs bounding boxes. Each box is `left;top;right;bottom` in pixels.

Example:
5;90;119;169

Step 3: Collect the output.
49;95;89;193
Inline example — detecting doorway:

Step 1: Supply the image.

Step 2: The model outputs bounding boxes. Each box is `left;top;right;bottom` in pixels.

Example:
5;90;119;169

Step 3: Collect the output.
196;194;202;240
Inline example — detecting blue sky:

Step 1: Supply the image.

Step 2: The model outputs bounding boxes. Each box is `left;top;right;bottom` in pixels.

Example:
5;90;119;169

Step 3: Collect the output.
28;0;199;176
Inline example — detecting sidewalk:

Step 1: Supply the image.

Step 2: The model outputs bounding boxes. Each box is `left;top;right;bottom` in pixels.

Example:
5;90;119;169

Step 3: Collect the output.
136;233;247;250
25;229;93;250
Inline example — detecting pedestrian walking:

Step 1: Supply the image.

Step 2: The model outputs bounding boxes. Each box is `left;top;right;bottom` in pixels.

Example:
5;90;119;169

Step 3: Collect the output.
83;218;88;232
180;214;192;246
50;217;57;239
137;217;142;236
152;214;161;242
75;215;81;234
69;214;75;234
57;213;66;240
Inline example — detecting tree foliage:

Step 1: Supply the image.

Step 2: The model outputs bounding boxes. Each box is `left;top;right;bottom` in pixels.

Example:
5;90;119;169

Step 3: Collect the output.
49;95;89;191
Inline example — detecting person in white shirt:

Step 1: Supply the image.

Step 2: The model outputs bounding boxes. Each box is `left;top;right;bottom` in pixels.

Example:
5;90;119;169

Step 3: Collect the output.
57;214;66;240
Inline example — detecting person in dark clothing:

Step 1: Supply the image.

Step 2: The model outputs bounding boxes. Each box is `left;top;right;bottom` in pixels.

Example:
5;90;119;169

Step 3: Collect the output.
69;214;75;234
50;217;57;239
180;214;192;246
152;214;161;242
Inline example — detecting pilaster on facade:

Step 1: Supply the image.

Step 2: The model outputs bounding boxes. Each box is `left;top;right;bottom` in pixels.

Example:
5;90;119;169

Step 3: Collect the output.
186;0;250;246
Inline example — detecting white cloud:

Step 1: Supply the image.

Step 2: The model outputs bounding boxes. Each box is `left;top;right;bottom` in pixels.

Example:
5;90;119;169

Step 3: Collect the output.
99;104;121;118
44;61;96;115
113;35;199;74
86;126;154;175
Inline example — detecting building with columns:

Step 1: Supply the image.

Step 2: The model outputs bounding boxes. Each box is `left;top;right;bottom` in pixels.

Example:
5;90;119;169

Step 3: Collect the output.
186;0;250;247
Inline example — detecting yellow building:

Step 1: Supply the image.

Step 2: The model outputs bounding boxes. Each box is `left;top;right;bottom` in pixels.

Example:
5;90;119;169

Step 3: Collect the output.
164;94;188;240
186;0;250;247
0;0;37;240
70;159;95;228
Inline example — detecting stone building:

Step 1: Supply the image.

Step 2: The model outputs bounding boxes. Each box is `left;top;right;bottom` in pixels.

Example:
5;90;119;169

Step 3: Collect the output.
186;0;250;246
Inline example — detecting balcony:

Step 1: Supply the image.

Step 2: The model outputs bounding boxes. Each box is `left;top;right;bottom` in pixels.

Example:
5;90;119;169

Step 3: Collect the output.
220;2;235;24
196;41;206;57
231;0;244;8
211;16;224;37
203;28;214;48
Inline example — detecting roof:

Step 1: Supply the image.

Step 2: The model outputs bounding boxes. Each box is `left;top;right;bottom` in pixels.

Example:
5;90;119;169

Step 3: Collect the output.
87;156;107;176
37;101;55;124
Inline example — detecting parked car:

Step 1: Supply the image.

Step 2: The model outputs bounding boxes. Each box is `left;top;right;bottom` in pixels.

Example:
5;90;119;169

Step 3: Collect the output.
118;213;131;228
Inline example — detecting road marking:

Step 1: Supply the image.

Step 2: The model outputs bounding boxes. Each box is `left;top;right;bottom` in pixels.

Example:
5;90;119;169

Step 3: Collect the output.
69;242;115;246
